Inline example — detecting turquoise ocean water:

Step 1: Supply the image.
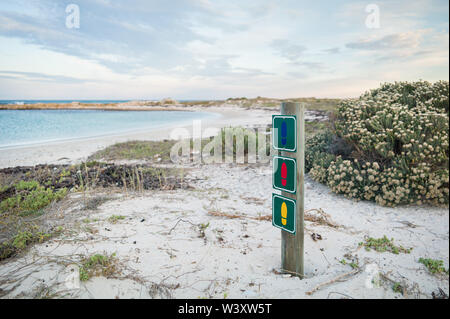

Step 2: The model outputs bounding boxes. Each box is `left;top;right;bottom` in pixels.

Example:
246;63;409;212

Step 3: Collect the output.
0;110;218;148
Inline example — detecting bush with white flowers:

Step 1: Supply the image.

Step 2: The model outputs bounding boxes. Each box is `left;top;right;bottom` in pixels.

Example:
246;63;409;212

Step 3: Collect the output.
306;81;449;207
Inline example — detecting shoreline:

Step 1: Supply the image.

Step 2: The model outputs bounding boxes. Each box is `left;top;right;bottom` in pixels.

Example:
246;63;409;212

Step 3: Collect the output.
0;106;193;112
0;106;273;169
0;110;221;151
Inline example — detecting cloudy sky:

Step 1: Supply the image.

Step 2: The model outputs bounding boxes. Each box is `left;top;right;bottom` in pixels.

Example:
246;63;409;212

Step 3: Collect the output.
0;0;448;99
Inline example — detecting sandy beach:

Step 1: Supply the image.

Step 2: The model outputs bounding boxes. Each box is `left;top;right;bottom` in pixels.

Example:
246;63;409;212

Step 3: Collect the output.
0;105;448;299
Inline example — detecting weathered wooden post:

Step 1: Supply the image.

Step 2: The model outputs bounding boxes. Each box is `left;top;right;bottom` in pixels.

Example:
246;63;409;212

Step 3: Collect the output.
272;102;305;278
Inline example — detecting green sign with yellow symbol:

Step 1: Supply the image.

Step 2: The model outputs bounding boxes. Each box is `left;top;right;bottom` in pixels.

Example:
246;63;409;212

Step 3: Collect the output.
272;194;296;234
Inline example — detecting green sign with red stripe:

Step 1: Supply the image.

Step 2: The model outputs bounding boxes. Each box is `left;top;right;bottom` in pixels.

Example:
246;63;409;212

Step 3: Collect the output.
273;155;296;194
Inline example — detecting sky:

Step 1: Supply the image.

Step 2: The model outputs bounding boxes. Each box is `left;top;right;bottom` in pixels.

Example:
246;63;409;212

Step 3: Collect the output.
0;0;448;100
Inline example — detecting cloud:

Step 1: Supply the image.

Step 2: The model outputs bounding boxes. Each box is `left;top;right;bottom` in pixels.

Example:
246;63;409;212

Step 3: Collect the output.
270;39;325;70
0;0;221;74
270;39;307;63
344;28;448;66
170;55;272;78
0;0;447;99
323;47;340;54
0;70;86;83
346;31;425;51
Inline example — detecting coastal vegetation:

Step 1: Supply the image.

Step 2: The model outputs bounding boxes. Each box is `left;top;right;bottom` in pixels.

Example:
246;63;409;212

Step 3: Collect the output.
359;235;412;254
0;179;67;259
79;253;120;282
89;126;273;164
89;140;177;163
0;180;67;217
305;81;449;207
418;258;449;275
108;215;126;224
0;227;61;260
0;162;190;260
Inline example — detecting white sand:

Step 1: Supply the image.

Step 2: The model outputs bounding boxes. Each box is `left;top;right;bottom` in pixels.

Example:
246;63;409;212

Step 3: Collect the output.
0;106;448;299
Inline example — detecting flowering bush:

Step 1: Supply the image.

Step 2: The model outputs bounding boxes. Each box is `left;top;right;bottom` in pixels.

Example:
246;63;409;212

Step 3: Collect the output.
306;81;449;207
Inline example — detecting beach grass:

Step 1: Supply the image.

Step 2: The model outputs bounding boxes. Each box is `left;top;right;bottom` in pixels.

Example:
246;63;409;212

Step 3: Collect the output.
79;252;120;281
88;126;273;164
89;140;177;162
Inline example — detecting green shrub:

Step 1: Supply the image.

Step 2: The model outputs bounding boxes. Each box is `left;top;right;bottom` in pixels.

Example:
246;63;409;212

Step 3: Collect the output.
359;235;412;254
418;258;449;275
79;253;119;281
306;81;449;207
0;180;67;216
108;215;126;223
0;228;53;260
392;282;404;294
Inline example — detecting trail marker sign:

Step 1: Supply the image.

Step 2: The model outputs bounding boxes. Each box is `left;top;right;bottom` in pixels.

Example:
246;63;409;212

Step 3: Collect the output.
271;102;305;278
272;194;296;234
272;115;297;152
272;155;296;194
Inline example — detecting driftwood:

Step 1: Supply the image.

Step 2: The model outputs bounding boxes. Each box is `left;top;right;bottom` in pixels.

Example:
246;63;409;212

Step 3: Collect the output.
306;268;362;296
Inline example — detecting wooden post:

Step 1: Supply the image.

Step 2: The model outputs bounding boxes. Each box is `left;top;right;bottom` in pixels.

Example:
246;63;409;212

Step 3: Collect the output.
280;102;305;278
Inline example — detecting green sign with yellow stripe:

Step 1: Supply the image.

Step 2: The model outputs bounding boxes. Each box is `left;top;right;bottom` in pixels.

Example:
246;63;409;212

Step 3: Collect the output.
272;194;296;234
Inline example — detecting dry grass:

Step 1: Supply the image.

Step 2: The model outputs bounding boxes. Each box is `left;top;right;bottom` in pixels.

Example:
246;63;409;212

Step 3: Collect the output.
208;208;339;226
88;140;177;163
207;211;277;222
208;211;244;219
304;208;339;228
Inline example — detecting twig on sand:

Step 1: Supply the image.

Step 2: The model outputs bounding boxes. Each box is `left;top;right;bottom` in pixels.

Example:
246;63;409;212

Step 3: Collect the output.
379;271;409;298
168;219;198;235
306;268;362;296
281;268;305;279
327;291;354;299
304;208;339;228
272;268;305;278
208;211;272;221
208;211;242;219
207;208;339;227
